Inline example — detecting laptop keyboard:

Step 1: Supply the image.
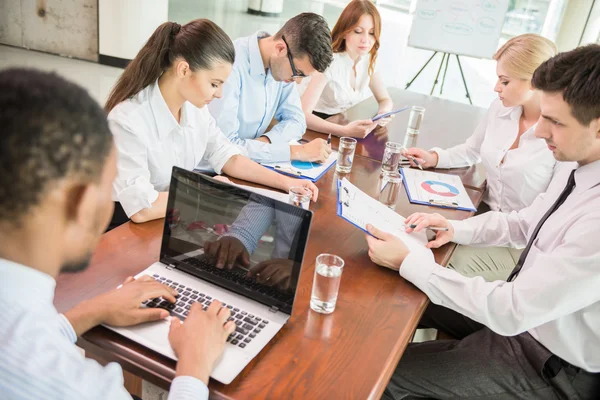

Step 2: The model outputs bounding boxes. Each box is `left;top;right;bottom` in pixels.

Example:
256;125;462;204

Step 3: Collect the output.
142;274;270;349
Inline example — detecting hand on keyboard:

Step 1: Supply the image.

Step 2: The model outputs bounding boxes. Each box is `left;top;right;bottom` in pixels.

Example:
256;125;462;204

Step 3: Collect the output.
78;275;179;329
168;300;236;384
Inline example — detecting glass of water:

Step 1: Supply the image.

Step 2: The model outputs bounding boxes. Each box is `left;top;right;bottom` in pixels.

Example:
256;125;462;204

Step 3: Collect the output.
378;171;403;208
310;254;344;314
403;106;425;149
381;141;403;172
336;137;357;174
289;186;311;210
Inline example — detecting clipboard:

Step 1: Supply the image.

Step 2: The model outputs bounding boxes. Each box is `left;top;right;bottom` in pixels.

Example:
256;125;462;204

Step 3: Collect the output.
372;106;409;121
336;179;373;236
335;178;431;253
399;168;477;212
261;151;337;182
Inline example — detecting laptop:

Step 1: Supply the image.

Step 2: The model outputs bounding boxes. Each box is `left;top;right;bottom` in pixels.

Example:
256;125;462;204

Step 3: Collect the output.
106;166;313;384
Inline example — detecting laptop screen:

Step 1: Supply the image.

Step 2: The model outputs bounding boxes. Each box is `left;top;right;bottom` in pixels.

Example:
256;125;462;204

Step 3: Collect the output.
160;167;313;315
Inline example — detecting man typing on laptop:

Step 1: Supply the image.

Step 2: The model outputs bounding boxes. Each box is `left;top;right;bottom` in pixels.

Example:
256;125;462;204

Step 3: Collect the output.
0;69;235;399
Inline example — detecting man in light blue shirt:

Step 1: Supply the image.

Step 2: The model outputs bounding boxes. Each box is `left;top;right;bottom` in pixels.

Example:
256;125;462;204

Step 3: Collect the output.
209;13;334;163
0;69;235;400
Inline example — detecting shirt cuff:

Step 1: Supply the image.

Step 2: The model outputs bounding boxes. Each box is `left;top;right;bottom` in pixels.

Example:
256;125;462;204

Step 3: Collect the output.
262;138;291;162
167;376;209;400
58;314;78;343
449;220;474;245
430;147;450;169
399;251;437;293
116;179;160;218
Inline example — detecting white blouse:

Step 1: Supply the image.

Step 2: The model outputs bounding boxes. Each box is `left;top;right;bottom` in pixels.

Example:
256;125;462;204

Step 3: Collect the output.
298;52;374;115
432;99;557;213
108;81;242;217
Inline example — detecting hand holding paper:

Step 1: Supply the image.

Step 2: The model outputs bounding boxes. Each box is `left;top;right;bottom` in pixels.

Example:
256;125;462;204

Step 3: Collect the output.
365;224;410;270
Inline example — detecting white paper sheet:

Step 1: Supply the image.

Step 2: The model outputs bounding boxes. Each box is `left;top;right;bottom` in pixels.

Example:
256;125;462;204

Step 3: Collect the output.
337;178;433;256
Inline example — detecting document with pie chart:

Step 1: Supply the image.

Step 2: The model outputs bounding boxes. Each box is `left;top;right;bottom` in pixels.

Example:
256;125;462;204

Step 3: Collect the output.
261;151;337;182
400;168;476;212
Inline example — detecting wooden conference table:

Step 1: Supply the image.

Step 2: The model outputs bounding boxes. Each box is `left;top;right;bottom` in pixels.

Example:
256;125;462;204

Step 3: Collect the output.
54;90;487;399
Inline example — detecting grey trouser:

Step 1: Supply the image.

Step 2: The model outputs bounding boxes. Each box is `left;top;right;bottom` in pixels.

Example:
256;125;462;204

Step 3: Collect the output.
382;304;600;399
447;245;523;281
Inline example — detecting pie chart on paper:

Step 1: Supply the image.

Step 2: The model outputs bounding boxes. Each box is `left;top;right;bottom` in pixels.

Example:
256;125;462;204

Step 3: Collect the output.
291;160;317;170
421;180;460;197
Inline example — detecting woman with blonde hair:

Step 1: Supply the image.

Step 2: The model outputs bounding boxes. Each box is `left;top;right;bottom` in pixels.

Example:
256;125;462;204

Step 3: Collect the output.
404;34;558;281
299;0;392;138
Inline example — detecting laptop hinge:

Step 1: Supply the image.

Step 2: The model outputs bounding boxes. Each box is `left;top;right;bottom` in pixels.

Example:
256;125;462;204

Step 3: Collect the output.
269;306;279;313
166;263;176;270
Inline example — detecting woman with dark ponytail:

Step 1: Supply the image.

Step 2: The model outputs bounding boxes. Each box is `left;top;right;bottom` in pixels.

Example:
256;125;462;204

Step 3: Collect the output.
106;19;318;229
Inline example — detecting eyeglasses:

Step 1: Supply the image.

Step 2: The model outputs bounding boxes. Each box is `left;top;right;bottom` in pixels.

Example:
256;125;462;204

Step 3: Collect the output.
281;35;307;80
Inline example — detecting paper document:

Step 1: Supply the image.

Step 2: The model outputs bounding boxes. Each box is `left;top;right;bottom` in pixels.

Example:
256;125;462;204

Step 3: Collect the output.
336;178;432;255
261;151;337;182
400;168;476;212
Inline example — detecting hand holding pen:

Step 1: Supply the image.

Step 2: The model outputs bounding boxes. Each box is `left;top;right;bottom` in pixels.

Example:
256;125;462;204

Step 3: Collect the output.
404;212;454;249
399;144;424;170
400;147;439;169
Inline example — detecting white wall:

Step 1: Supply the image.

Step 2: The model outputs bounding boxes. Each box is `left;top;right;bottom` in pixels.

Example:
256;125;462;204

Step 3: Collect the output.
555;0;596;51
99;0;168;60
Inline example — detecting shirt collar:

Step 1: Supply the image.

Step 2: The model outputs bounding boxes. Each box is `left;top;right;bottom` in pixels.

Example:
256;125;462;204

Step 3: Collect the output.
0;258;56;307
149;80;180;140
338;51;366;67
498;104;522;120
574;159;600;192
249;31;270;77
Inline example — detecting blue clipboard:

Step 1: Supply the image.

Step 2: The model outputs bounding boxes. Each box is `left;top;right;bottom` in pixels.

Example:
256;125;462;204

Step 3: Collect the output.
399;168;476;212
263;159;337;183
336;179;377;238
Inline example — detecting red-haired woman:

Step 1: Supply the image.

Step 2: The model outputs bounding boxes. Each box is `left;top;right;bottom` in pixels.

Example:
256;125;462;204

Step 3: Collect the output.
299;0;392;138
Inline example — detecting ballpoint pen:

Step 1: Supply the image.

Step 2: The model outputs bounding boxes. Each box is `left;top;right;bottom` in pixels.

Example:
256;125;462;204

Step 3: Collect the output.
274;165;302;176
327;133;332;145
399;144;423;170
407;224;449;232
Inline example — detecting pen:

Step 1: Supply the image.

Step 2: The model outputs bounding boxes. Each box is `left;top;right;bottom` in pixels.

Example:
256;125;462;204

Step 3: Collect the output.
399;144;423;170
327;133;332;145
274;165;302;175
408;224;449;232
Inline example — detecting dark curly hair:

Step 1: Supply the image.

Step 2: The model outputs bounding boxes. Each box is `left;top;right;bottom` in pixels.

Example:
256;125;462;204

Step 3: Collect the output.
274;13;333;73
0;68;113;225
532;44;600;126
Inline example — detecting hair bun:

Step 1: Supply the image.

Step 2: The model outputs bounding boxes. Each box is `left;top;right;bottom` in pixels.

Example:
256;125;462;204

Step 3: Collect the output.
171;22;181;37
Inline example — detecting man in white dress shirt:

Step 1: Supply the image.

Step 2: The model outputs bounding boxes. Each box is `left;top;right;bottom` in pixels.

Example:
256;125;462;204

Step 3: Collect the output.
0;69;234;399
366;45;600;398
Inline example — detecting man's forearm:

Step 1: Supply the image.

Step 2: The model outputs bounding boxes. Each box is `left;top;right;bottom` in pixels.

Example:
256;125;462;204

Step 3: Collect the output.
64;298;106;336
